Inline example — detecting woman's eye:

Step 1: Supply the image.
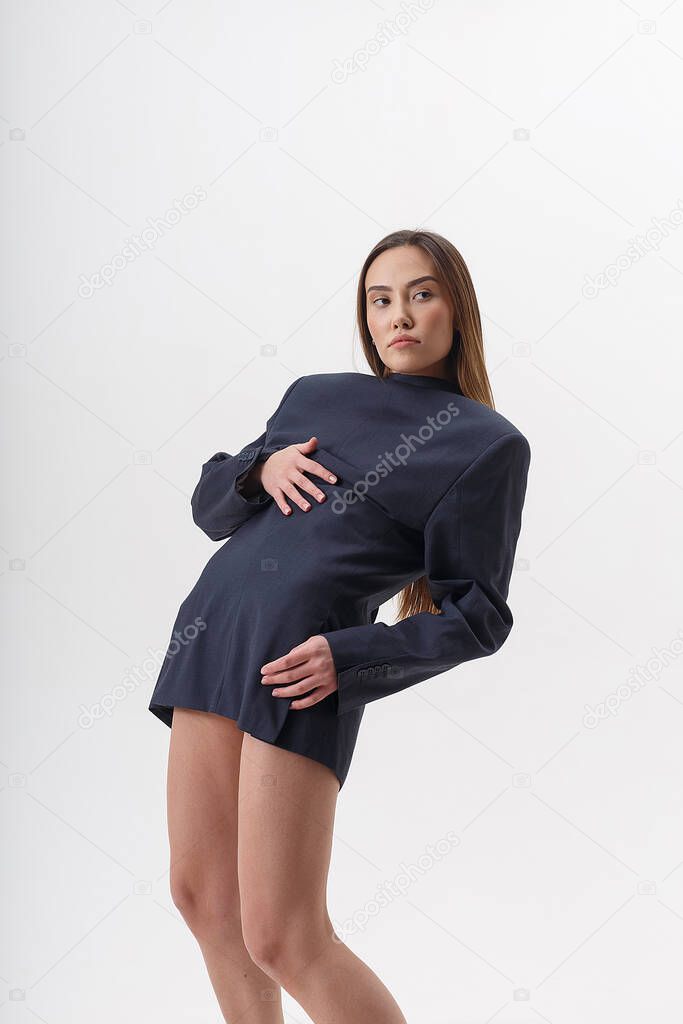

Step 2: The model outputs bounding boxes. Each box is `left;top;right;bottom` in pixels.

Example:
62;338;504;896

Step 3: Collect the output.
372;291;431;306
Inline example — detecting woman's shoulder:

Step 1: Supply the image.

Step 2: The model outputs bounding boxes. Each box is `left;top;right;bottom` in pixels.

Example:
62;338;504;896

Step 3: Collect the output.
457;395;529;446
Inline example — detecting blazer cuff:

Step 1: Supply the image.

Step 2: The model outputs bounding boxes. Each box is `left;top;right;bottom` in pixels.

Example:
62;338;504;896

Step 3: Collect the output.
322;626;397;716
233;442;272;508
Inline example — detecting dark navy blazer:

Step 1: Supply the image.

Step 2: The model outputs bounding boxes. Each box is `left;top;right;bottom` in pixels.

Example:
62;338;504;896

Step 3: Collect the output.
187;371;531;721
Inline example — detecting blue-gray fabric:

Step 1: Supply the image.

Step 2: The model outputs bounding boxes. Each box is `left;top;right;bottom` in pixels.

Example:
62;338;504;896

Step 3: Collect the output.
148;371;531;789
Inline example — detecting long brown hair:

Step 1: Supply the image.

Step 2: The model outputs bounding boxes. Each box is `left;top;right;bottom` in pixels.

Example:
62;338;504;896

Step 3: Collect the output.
356;228;495;621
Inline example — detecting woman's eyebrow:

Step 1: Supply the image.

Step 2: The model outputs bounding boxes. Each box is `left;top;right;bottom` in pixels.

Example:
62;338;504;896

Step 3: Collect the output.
366;275;439;294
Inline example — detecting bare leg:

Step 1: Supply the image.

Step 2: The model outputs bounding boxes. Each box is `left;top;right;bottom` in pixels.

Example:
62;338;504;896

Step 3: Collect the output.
238;734;407;1023
167;708;284;1023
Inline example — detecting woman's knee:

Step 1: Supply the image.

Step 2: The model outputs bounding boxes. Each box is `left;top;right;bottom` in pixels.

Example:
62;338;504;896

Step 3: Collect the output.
170;869;242;936
242;907;333;979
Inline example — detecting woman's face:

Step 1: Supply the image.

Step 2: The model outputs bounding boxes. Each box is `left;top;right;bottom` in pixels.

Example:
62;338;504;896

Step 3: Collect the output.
365;245;455;377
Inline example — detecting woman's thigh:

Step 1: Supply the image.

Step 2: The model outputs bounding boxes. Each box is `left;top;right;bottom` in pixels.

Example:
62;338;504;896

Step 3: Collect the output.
237;735;340;954
166;707;245;920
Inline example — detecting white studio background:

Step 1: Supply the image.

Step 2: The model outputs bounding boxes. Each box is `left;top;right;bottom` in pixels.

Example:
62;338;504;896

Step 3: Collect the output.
2;1;683;1022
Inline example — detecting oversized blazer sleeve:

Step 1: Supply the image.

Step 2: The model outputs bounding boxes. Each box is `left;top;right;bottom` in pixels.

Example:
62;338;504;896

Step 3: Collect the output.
191;377;301;541
321;430;531;715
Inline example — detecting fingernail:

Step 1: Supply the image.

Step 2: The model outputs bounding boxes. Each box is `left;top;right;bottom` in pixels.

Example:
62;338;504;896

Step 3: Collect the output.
329;475;336;482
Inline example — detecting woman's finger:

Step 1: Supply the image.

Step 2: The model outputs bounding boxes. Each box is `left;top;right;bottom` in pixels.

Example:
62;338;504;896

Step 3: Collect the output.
270;675;319;697
297;456;338;484
290;690;327;710
270;487;292;517
288;469;328;504
262;665;314;687
279;480;314;512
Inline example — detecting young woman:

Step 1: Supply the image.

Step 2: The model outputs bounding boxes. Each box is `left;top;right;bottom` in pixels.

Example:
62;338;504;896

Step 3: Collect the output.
149;228;531;1023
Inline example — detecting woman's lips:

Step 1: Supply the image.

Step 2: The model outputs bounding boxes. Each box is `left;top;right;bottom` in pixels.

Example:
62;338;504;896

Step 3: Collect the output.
390;339;419;347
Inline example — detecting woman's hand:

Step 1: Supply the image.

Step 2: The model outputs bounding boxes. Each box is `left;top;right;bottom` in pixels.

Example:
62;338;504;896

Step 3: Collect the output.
260;635;338;709
256;436;338;516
